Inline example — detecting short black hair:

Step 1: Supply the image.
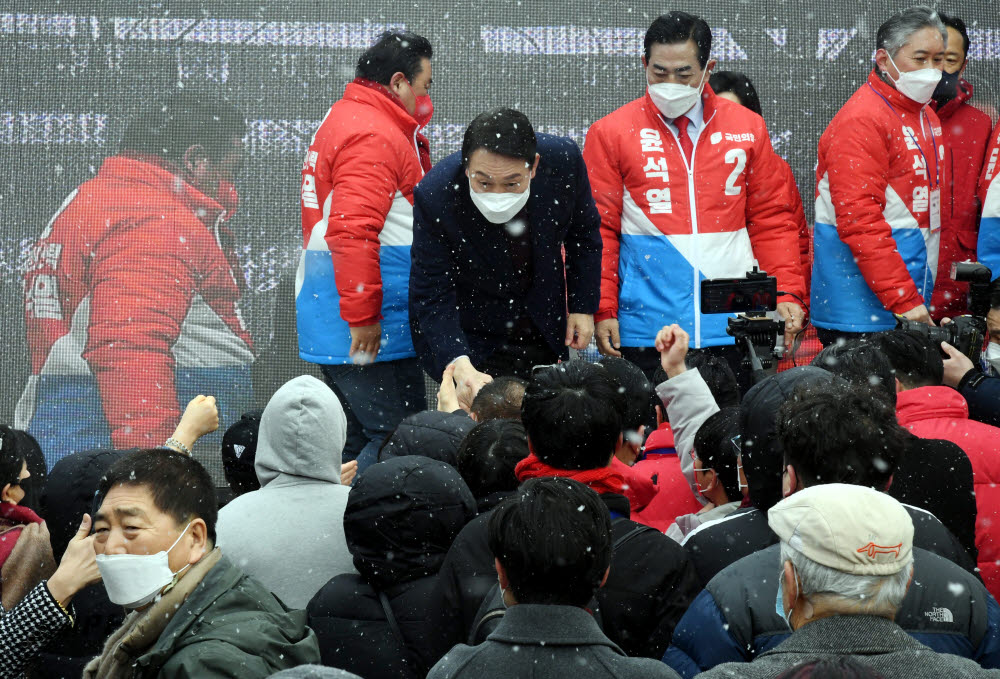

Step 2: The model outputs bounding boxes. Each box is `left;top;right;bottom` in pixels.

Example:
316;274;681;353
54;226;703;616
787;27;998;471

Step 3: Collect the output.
644;11;712;68
470;376;528;422
97;449;218;544
120;90;246;164
461;108;536;168
812;339;897;407
991;279;1000;310
355;30;432;86
457;420;529;499
693;407;742;502
684;350;741;407
598;356;657;436
938;12;970;57
777;383;906;491
488;477;611;606
709;71;764;116
874;330;944;389
0;426;27;493
522;362;625;470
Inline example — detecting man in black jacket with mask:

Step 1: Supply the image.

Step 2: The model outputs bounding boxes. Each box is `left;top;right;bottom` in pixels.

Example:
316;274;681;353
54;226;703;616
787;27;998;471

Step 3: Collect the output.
431;362;700;662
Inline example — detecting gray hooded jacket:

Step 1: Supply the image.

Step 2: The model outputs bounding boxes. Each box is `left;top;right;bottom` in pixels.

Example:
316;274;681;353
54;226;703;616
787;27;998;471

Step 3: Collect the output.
216;375;356;609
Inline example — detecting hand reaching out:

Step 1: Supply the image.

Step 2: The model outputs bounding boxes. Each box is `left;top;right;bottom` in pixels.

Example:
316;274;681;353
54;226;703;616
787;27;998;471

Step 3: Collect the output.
340;460;358;486
451;358;492;411
437;364;464;413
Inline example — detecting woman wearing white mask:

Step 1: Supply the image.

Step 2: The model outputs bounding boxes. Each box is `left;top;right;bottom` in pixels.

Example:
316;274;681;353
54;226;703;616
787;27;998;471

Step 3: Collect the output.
410;108;603;405
811;6;948;347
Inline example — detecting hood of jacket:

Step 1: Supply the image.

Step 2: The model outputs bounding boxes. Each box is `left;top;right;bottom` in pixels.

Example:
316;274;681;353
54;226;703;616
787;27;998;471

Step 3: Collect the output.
255;375;346;487
41;448;126;559
741;367;837;513
345;456;476;589
896;385;969;425
378;410;475;467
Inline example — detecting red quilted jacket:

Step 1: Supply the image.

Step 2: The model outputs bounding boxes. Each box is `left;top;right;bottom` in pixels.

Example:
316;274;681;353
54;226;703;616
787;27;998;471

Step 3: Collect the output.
897;386;1000;599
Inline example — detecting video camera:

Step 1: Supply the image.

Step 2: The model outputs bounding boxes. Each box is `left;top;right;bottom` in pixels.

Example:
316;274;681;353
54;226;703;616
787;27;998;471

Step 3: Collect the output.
895;262;992;363
701;267;784;384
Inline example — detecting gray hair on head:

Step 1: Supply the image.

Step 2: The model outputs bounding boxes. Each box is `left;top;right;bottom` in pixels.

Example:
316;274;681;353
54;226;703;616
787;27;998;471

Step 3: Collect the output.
876;5;947;58
780;543;913;619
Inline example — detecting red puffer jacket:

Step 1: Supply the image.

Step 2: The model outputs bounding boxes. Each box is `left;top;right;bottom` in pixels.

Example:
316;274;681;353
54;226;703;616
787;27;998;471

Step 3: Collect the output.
930;79;994;317
897;386;1000;599
632;425;702;531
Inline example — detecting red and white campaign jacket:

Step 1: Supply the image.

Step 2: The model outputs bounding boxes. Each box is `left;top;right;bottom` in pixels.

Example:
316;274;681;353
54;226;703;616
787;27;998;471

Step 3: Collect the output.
812;71;945;332
297;79;427;365
584;85;805;348
20;155;253;466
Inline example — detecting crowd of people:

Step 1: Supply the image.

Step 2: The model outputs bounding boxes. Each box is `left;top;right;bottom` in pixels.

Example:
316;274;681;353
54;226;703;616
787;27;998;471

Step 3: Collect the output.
5;3;1000;679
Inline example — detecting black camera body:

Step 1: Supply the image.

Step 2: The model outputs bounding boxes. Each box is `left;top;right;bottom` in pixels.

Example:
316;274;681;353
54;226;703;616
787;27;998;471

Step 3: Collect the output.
701;268;784;382
895;262;992;363
895;315;986;362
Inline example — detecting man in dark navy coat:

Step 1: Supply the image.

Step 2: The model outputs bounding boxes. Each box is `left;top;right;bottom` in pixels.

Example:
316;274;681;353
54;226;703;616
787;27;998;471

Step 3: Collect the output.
410;108;602;404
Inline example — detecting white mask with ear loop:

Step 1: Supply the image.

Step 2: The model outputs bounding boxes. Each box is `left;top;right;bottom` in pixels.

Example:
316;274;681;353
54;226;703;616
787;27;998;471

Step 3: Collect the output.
986;342;1000;376
774;566;800;630
647;67;708;119
96;522;195;608
884;51;942;105
469;179;531;224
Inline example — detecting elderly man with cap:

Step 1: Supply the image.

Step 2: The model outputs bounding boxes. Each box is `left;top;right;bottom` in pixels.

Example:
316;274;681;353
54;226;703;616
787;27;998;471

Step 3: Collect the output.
696;484;1000;678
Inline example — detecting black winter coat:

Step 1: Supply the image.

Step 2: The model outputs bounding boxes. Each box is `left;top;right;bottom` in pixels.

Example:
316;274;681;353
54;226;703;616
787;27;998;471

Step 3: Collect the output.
309;575;442;679
889;434;978;562
431;492;701;662
308;456;476;679
34;449;127;678
379;411;475;468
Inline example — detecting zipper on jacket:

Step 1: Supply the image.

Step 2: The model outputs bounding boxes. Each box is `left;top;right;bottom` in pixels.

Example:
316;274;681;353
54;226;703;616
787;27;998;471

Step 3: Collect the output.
660;110;717;348
412;130;424;177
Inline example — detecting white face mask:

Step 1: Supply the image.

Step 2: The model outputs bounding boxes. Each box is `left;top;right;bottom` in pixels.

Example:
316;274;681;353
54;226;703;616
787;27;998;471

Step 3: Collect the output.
986;342;1000;376
96;522;195;608
647;67;708;120
884;52;942;105
468;179;530;224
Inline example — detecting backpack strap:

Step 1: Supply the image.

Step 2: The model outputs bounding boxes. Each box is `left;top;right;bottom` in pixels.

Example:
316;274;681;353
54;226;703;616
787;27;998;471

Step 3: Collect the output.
468;582;506;645
611;518;658;552
377;590;406;648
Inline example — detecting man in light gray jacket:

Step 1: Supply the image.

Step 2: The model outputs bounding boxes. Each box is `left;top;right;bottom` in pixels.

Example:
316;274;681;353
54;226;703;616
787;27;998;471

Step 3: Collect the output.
216;375;356;608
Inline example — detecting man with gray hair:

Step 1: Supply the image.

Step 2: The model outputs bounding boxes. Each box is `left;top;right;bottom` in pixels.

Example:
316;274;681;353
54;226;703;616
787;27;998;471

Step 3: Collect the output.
695;484;1000;678
811;6;947;346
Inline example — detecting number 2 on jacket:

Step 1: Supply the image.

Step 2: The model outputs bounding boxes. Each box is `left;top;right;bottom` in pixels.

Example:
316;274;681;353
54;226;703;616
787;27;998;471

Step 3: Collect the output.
724;148;747;196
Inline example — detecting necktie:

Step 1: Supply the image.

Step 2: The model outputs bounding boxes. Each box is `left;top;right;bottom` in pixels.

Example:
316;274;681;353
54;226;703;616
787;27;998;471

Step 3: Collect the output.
675;115;694;166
